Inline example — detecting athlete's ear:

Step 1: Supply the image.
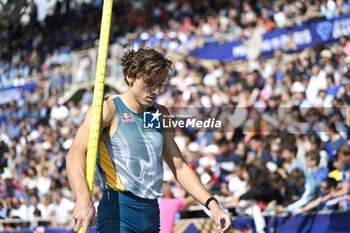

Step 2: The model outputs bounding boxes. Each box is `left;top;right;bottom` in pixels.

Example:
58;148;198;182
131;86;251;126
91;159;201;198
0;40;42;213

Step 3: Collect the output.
126;75;134;86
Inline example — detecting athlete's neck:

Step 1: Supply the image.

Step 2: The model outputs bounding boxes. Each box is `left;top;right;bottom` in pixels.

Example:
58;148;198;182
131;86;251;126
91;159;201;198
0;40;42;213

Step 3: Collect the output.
120;91;148;114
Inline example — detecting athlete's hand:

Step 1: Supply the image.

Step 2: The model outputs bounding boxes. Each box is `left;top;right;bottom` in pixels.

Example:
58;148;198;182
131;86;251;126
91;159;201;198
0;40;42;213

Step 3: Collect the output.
73;194;97;233
209;202;232;233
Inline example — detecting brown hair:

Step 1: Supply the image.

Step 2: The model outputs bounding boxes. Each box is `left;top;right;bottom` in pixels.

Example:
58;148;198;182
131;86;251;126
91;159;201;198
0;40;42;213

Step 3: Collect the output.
305;131;322;148
121;48;173;87
339;144;350;155
289;168;305;183
305;108;321;118
306;151;320;164
325;121;337;133
282;144;297;156
268;171;283;183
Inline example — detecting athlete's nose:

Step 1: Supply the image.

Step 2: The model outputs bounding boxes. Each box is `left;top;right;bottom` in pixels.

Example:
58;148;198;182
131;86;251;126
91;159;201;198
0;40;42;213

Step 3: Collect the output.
151;85;161;95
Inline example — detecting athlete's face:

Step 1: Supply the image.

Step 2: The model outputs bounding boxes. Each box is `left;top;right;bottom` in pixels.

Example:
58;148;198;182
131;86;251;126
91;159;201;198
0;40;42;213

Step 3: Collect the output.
131;77;163;106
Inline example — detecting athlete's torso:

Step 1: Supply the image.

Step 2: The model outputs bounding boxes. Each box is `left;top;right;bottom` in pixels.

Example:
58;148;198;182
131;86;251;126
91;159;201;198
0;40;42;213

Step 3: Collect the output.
95;95;164;199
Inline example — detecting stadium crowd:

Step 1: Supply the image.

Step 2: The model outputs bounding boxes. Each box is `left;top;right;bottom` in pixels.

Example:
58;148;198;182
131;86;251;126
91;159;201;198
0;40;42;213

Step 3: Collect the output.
3;0;350;89
1;0;350;231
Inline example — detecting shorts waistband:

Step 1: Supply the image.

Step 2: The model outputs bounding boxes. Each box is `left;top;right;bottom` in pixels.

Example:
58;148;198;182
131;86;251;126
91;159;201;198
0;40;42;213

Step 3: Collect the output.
103;190;158;204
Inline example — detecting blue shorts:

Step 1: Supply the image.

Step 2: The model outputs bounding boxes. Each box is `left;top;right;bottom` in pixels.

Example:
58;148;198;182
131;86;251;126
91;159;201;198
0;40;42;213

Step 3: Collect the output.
96;190;160;233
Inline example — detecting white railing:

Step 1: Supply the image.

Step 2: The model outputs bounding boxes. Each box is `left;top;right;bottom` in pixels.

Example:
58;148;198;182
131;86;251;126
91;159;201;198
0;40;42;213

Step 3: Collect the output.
0;216;74;231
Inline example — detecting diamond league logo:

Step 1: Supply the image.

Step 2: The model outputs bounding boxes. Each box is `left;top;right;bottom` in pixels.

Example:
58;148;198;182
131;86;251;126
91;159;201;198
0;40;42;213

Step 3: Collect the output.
316;21;333;41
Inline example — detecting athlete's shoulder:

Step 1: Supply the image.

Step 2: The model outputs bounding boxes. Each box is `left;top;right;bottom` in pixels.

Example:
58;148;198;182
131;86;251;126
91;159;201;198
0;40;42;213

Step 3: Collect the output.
105;94;119;103
102;95;117;123
103;95;117;109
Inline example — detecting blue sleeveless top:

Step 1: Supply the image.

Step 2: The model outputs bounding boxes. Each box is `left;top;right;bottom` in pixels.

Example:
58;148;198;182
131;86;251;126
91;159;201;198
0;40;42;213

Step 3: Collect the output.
95;96;164;199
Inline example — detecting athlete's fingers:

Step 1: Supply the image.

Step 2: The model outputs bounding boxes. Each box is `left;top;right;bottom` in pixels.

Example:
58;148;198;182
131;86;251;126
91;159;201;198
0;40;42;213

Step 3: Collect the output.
80;221;89;233
73;219;83;232
214;216;221;230
220;215;232;233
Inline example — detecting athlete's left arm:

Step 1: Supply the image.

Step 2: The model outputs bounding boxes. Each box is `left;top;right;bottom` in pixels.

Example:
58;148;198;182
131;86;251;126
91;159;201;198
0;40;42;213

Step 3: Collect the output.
158;105;231;233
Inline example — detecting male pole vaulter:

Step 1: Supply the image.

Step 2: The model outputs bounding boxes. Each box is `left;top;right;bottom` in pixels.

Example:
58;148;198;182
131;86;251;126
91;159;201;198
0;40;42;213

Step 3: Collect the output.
67;48;232;233
66;0;112;232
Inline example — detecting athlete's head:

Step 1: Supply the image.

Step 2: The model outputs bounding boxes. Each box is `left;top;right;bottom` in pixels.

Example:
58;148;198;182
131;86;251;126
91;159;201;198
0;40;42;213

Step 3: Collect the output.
121;48;173;106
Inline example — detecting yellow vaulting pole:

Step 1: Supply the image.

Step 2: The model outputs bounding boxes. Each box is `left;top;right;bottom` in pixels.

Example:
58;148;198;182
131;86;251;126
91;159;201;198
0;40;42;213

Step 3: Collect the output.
78;0;113;232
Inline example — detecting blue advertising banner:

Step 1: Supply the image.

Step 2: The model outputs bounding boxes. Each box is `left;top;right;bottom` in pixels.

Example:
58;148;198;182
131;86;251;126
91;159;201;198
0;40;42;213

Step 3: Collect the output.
231;211;350;233
0;82;37;105
0;227;95;233
2;212;350;233
190;14;350;61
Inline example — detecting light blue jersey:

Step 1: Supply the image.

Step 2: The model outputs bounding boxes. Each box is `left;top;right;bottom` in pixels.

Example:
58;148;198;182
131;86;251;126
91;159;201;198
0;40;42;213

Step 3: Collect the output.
95;96;164;199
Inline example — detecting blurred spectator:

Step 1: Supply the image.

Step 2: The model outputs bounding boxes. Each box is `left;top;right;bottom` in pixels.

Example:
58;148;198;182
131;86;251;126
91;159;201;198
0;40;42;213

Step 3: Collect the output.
51;190;74;227
305;151;329;182
235;159;273;233
328;154;346;182
27;193;45;220
282;144;303;175
0;198;8;219
268;171;299;207
303;131;328;168
278;168;320;213
273;5;287;28
81;86;93;106
184;141;201;169
238;159;275;207
9;197;28;220
321;0;337;19
246;135;272;164
306;65;327;106
324;121;347;165
219;160;248;209
159;181;194;233
217;138;242;170
326;74;341;99
340;35;350;56
197;144;220;190
40;194;55;219
299;177;339;213
323;145;350;207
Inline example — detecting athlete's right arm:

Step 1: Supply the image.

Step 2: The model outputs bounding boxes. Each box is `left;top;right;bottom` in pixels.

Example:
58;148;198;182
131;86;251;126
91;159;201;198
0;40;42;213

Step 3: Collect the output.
66;97;116;233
